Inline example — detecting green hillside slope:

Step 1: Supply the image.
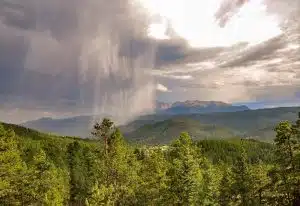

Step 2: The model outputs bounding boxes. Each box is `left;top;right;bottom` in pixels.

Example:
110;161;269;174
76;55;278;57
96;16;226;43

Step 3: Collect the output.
125;117;236;144
21;107;300;142
125;107;300;142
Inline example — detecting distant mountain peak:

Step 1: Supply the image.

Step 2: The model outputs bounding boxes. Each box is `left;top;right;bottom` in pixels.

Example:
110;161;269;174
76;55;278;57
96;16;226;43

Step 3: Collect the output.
156;100;249;115
156;100;232;109
172;100;230;107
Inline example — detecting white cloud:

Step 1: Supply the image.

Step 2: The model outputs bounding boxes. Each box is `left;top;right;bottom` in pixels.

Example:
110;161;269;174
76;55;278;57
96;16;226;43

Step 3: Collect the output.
140;0;282;47
156;83;171;92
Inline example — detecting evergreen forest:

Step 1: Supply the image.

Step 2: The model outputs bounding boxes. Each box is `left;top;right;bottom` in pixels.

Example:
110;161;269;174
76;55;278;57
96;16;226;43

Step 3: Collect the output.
1;113;300;205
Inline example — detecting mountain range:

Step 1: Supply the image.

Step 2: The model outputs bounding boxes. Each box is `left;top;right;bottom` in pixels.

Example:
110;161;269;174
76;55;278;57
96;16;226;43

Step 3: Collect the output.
155;100;249;114
21;100;300;143
23;100;249;137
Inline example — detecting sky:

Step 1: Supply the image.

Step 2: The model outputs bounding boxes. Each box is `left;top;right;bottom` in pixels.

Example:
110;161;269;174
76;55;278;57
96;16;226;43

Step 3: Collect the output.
0;0;299;123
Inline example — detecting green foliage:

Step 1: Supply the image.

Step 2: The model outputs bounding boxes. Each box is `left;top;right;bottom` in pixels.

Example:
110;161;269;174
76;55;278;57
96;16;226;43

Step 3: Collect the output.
92;118;115;155
67;141;89;204
265;114;300;205
0;125;26;205
23;149;68;205
126;117;236;144
164;132;218;205
0;124;70;205
218;167;232;206
1;112;300;205
230;148;256;205
135;147;169;205
197;138;274;165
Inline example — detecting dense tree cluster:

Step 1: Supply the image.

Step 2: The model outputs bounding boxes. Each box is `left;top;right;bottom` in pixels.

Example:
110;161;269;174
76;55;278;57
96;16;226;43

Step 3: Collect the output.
1;114;300;205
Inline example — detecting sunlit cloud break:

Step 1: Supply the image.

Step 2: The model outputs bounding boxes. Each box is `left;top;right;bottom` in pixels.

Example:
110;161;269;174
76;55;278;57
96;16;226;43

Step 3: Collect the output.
139;0;283;47
156;83;171;92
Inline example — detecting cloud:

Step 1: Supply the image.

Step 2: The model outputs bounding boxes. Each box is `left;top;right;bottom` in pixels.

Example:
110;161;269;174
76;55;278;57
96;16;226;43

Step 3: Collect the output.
0;0;160;123
156;83;171;92
215;0;249;27
0;0;300;123
155;26;300;103
220;36;284;68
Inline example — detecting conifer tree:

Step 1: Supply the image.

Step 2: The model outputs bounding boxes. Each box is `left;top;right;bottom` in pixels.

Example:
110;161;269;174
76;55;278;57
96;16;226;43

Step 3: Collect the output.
167;132;205;205
230;147;256;205
0;125;26;205
270;113;300;205
92;118;115;155
25;149;67;205
218;167;232;206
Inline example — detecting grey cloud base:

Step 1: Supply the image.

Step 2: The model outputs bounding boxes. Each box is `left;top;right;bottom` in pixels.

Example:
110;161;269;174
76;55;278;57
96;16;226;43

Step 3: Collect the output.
0;0;300;123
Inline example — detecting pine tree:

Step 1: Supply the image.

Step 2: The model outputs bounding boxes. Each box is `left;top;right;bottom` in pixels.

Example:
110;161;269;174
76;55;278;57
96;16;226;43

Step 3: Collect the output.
135;147;169;205
67;141;88;204
270;113;300;205
230;147;256;205
166;132;205;205
92;118;114;155
218;167;232;206
24;149;67;205
87;128;140;205
275;121;297;169
0;125;26;205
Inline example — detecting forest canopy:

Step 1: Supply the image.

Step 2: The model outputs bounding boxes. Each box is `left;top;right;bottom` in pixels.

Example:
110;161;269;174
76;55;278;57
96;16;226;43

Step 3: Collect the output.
0;113;300;205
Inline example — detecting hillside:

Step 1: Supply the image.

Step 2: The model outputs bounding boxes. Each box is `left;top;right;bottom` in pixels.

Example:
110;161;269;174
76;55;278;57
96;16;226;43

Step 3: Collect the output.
126;106;300;142
22;106;300;142
1;121;274;162
125;117;236;144
187;106;300;140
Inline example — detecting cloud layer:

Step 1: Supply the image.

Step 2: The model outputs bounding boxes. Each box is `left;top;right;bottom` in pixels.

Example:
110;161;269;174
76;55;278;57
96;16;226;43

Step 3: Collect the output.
0;0;159;123
152;0;300;103
0;0;299;123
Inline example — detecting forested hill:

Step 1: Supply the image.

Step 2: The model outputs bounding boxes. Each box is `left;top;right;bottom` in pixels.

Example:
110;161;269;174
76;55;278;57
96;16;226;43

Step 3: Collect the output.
23;106;300;141
122;106;300;143
1;112;300;205
124;117;237;144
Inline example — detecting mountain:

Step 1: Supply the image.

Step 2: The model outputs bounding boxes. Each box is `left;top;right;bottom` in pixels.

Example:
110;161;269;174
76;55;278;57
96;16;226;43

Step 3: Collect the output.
22;106;300;142
156;101;172;110
23;116;93;137
156;100;249;114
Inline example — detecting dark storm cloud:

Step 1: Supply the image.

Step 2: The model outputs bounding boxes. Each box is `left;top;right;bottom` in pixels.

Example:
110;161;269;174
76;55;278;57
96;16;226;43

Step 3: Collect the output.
215;0;249;27
118;37;191;66
0;0;216;108
155;41;187;65
0;1;137;93
0;0;153;121
155;44;225;68
0;0;202;123
0;24;28;94
0;0;191;74
220;36;285;68
0;0;36;30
